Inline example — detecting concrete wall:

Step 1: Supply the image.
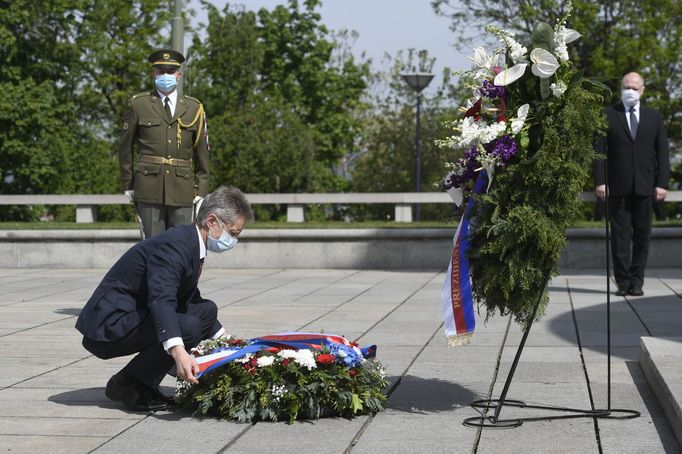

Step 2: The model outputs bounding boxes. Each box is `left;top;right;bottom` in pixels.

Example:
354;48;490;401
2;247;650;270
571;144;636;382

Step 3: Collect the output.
0;228;680;270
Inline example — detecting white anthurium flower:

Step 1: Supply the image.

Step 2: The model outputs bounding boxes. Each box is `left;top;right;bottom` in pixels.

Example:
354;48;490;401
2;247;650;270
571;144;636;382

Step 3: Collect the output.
493;63;527;86
510;104;530;134
470;47;493;69
563;29;581;43
530;48;560;78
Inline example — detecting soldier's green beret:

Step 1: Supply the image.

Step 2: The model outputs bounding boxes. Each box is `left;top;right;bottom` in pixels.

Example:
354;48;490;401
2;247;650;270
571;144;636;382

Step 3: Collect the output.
147;48;185;70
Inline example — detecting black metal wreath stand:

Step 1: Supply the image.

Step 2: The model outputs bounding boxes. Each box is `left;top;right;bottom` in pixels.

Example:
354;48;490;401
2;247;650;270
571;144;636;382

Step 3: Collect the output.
462;159;641;428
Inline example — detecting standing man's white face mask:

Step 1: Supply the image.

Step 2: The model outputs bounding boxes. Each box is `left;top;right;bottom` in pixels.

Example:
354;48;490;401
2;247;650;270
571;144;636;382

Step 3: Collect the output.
620;73;644;108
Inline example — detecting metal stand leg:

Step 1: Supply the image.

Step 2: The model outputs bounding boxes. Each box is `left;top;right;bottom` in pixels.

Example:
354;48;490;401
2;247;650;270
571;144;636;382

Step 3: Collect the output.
462;276;639;428
463;160;640;429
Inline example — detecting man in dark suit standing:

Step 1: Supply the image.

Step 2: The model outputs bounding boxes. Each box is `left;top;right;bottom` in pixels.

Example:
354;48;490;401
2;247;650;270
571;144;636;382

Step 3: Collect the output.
595;72;670;297
76;186;253;411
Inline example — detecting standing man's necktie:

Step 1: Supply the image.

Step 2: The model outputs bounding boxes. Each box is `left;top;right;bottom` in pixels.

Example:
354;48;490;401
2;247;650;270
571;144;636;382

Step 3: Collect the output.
164;97;172;122
629;106;638;139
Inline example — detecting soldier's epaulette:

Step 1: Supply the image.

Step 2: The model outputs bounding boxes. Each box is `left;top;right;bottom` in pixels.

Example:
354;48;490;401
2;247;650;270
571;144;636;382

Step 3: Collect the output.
183;95;202;104
132;92;151;100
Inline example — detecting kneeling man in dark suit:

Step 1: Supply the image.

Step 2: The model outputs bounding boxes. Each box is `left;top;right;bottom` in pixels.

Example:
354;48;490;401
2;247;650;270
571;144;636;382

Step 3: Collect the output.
76;186;253;411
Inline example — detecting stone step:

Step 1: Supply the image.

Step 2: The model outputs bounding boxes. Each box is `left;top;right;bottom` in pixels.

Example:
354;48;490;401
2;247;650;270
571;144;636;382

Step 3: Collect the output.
639;336;682;446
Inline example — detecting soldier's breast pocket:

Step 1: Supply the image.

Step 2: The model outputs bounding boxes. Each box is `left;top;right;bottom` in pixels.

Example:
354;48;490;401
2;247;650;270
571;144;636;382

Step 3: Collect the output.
137;118;161;144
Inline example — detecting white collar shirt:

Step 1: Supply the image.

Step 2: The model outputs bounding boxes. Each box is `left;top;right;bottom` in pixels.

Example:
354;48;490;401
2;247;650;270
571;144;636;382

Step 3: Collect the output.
157;90;178;117
625;101;640;130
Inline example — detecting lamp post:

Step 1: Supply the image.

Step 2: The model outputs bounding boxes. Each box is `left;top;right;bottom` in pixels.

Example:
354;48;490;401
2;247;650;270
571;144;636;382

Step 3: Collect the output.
401;73;434;222
171;0;184;95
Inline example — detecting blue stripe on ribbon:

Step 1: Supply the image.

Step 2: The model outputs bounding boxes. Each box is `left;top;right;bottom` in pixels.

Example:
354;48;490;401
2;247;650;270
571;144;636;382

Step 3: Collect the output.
457;172;489;335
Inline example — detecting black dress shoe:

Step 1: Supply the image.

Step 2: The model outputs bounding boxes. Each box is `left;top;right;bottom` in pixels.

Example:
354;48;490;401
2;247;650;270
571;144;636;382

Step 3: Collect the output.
615;286;629;296
137;383;175;405
105;373;168;411
629;286;644;296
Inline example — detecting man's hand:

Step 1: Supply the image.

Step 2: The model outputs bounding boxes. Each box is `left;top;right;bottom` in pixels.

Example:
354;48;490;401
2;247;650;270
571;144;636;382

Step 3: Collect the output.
124;190;134;203
595;184;608;201
170;345;200;384
655;187;668;202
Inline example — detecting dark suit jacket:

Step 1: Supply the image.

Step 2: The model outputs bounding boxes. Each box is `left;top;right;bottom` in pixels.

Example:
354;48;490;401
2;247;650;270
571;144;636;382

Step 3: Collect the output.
594;102;670;196
76;224;206;342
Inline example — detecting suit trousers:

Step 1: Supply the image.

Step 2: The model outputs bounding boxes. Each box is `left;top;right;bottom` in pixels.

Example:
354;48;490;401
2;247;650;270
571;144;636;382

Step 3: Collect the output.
82;301;221;389
137;202;193;238
608;194;653;288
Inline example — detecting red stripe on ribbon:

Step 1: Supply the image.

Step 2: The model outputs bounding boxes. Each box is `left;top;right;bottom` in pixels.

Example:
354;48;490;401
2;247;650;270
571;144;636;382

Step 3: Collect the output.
450;232;466;334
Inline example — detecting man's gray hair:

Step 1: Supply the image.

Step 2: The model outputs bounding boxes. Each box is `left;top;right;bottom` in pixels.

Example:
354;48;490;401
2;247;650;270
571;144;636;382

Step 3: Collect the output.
195;186;254;227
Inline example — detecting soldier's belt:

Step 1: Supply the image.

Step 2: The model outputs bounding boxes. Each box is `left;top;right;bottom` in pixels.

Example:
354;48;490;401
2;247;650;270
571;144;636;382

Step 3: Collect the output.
138;155;192;166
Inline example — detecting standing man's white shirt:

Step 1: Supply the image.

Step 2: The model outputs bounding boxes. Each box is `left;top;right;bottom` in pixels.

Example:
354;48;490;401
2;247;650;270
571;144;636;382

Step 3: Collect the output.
158;89;177;117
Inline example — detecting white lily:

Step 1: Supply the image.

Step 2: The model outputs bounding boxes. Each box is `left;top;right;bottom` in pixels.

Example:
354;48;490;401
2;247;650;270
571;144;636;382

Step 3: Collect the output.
493;63;527;86
530;48;559;78
510;104;530;134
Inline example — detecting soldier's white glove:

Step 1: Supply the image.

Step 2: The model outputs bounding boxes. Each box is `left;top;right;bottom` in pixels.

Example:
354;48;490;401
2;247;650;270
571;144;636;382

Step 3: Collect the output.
193;196;204;217
124;190;134;203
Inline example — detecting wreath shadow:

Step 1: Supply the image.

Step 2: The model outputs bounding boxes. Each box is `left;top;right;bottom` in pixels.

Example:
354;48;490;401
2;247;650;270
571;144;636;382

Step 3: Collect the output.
385;375;480;414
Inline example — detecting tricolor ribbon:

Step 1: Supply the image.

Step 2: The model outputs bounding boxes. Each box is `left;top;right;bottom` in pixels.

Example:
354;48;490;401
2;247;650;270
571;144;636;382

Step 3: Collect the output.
195;332;376;378
441;172;487;347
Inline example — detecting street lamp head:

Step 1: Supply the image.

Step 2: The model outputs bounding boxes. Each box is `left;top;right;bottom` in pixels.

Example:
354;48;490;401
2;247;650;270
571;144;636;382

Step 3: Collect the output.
401;73;435;93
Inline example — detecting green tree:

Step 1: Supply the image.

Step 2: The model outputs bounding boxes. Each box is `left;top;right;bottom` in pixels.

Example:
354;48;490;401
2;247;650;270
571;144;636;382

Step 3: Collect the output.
187;0;369;220
350;49;458;221
0;0;173;221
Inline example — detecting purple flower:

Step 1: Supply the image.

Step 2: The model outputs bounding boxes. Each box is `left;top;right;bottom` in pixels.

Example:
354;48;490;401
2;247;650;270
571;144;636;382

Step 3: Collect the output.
484;135;518;164
479;79;506;99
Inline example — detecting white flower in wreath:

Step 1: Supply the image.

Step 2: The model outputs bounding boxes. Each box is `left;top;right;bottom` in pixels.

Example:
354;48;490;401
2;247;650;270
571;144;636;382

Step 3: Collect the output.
553;26;581;62
550;81;567;98
257;355;275;367
530;48;560;78
493;63;528;86
278;349;317;370
475;151;498;192
485;25;528;64
235;353;252;364
479;121;507;144
508;39;529;64
510;104;530;134
470;46;494;70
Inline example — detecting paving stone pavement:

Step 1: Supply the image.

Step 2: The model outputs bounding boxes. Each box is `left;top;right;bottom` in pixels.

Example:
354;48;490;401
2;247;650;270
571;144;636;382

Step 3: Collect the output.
0;267;681;454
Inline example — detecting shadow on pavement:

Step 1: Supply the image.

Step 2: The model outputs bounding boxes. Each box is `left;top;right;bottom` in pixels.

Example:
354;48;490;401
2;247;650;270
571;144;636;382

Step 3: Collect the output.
547;294;682;360
386;375;479;414
548;286;606;295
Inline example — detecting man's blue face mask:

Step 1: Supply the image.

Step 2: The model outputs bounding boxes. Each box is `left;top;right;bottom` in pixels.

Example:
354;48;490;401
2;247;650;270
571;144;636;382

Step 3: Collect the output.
207;219;239;253
155;73;177;92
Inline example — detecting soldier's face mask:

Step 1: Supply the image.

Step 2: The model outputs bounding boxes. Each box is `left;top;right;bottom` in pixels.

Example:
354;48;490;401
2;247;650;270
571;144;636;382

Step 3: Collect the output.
207;219;239;253
155;73;177;93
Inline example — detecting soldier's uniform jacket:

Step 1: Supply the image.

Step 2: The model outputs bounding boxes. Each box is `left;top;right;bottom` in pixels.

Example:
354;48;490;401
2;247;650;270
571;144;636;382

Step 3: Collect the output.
119;92;209;207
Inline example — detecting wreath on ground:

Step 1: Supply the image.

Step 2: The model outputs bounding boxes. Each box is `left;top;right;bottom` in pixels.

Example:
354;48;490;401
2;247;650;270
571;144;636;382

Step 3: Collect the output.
174;333;388;423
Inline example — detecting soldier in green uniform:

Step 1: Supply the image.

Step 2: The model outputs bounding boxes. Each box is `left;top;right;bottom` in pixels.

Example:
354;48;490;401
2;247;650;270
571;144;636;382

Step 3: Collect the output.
119;49;210;238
